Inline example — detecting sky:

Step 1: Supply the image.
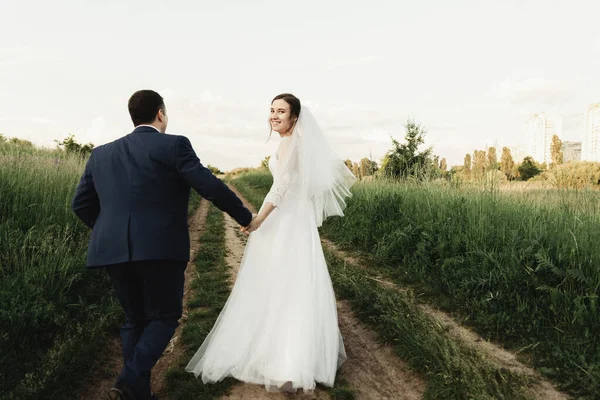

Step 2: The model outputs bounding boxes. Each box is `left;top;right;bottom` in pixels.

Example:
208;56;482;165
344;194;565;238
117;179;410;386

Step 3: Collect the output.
1;0;599;170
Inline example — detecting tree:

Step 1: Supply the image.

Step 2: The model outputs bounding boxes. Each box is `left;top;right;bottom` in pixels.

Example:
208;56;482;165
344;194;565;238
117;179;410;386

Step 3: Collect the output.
55;134;94;157
550;134;564;167
380;118;433;179
207;165;223;175
543;161;600;189
518;156;542;181
0;133;5;142
464;153;472;178
439;158;447;172
260;155;271;169
8;137;34;147
352;161;361;178
487;147;498;170
499;147;516;180
344;159;353;170
359;157;378;177
472;150;487;180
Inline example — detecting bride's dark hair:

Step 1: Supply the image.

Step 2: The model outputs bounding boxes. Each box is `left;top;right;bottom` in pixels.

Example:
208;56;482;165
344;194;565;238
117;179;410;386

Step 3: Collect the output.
269;93;301;139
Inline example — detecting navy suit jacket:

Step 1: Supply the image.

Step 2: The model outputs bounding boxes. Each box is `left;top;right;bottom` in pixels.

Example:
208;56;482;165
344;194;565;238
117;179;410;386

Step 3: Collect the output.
72;126;252;267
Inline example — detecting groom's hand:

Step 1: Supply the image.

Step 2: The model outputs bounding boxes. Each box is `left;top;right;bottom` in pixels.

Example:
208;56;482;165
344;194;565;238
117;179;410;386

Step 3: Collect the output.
240;214;257;235
241;214;262;235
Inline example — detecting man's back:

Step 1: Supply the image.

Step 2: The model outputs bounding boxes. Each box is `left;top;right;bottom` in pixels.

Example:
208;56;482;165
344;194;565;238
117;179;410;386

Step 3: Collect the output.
72;125;252;267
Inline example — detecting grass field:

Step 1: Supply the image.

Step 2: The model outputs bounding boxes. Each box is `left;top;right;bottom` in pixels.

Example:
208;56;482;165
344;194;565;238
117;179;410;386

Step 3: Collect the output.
229;167;600;399
0;141;121;398
3;137;598;398
0;141;202;399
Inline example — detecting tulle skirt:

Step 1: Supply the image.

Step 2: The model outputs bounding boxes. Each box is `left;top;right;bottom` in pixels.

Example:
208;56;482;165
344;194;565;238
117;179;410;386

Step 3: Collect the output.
185;196;346;392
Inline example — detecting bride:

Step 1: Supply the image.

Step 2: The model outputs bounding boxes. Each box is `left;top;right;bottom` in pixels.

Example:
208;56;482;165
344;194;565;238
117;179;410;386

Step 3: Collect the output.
186;93;356;393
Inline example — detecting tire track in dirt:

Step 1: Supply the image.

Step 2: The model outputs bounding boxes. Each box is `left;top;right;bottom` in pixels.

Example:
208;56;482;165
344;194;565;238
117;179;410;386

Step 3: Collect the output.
79;200;210;400
223;186;426;400
321;238;570;400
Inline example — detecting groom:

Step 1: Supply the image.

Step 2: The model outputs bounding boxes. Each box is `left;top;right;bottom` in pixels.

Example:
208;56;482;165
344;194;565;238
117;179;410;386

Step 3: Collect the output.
72;90;254;400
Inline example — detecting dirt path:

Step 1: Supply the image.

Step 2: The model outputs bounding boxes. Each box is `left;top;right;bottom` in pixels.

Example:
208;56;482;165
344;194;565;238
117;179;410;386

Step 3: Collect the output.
227;184;255;212
321;239;569;400
152;200;210;397
222;188;427;400
79;200;210;400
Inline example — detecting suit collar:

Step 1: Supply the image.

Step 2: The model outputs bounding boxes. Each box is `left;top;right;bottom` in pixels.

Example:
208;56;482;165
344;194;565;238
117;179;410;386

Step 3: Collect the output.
132;125;161;134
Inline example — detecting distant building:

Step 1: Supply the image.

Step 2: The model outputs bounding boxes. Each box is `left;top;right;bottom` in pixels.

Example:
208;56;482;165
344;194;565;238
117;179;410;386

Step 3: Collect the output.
509;146;528;163
562;141;582;162
582;103;600;161
525;113;562;164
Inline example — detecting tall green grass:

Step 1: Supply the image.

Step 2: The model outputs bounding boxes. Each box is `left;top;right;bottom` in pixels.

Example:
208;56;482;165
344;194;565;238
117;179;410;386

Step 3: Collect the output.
231;168;598;398
225;168;272;210
322;180;600;399
0;140;202;399
0;141;120;398
325;249;531;399
229;169;534;398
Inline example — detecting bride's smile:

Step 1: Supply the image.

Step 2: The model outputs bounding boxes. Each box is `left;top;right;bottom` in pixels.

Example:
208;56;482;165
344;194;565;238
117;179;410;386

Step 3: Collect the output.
269;99;297;136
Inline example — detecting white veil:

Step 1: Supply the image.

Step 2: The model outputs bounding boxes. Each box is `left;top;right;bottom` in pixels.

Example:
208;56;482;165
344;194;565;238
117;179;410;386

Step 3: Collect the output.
292;107;357;227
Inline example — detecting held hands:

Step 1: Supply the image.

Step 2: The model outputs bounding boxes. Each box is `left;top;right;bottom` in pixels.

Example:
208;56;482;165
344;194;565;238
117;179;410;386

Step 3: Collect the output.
240;203;275;235
240;214;264;235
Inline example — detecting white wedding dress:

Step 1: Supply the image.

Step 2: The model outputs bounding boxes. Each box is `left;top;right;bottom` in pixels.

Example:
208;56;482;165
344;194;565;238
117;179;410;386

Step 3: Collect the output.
186;143;351;393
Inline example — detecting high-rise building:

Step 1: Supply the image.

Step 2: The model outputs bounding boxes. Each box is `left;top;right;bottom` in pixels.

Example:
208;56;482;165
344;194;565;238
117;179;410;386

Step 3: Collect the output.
582;103;600;161
509;146;528;163
562;141;582;162
525;113;562;164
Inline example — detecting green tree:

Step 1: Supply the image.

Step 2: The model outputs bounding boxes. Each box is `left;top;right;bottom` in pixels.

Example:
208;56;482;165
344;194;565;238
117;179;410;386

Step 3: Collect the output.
518;156;542;181
550;134;564;167
55;134;94;157
499;147;516;180
9;137;34;147
207;165;223;175
380;118;433;179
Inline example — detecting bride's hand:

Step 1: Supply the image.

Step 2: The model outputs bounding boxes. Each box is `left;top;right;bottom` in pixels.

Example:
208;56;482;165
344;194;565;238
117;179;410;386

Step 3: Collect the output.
241;215;263;235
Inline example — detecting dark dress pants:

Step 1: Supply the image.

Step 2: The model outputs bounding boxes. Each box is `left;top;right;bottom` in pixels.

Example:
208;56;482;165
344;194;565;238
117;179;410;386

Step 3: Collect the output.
107;259;187;399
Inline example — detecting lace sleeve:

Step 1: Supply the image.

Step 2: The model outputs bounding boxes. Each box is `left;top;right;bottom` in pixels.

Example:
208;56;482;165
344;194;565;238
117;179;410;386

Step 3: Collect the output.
264;138;298;207
264;175;293;206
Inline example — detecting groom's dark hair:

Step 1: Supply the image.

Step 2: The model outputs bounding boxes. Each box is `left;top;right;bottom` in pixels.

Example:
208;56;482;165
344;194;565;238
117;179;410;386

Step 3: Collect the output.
128;90;165;126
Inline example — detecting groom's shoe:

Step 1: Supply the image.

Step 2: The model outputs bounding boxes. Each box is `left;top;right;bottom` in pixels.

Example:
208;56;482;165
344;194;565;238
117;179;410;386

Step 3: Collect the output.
107;380;136;400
